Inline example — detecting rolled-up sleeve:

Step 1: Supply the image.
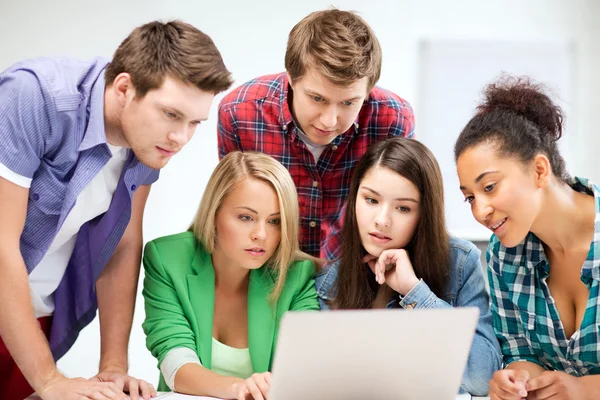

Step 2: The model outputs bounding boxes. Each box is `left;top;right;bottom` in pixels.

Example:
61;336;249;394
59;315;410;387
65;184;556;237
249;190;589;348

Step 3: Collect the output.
0;69;50;178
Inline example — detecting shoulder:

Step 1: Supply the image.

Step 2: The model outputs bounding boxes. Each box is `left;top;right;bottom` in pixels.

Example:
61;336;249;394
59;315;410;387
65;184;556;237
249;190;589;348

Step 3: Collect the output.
3;56;108;98
446;237;482;279
219;72;285;111
285;258;317;284
144;231;200;264
365;86;414;114
315;259;340;301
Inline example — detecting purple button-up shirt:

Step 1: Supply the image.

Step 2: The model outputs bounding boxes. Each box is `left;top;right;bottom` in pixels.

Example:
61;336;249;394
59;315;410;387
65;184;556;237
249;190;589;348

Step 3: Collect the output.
0;56;159;360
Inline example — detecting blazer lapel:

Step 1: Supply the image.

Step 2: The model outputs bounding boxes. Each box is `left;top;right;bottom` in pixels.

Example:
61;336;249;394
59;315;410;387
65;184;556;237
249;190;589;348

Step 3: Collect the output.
248;268;276;373
187;246;215;369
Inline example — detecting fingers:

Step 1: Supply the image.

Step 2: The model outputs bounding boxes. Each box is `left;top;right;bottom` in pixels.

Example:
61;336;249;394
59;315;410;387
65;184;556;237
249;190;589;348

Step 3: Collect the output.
127;378;140;400
245;378;265;400
139;380;157;399
375;250;400;284
526;371;553;392
490;370;528;399
81;382;126;400
237;386;249;400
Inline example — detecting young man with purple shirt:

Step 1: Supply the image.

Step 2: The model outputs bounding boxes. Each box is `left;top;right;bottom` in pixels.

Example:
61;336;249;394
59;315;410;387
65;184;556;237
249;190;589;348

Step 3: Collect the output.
0;21;231;400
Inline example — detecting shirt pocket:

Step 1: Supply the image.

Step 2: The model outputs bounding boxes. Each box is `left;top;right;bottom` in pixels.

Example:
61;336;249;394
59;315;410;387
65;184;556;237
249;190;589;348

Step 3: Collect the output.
29;176;66;216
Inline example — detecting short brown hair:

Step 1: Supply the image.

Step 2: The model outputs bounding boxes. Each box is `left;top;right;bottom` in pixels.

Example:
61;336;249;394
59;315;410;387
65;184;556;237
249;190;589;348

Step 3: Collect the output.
285;9;382;91
105;20;232;98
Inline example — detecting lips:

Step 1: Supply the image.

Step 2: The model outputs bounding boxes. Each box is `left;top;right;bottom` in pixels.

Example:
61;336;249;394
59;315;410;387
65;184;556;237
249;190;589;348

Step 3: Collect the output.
245;247;266;256
369;232;392;244
313;126;336;136
156;146;177;156
488;217;507;232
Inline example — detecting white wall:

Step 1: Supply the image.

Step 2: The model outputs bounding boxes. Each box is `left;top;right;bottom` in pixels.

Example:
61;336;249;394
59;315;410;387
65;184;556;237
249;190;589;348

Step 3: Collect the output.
1;0;599;385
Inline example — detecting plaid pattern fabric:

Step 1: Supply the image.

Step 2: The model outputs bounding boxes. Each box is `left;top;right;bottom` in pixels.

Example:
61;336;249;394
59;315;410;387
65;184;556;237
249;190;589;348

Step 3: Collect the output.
218;72;415;259
487;176;600;376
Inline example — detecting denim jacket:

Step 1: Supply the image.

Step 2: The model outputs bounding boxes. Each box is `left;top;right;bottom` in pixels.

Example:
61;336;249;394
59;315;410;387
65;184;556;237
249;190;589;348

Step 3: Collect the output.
315;237;501;396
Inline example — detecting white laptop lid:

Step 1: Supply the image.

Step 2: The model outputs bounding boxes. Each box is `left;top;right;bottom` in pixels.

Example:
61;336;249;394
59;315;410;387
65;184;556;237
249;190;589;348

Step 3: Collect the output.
269;307;479;400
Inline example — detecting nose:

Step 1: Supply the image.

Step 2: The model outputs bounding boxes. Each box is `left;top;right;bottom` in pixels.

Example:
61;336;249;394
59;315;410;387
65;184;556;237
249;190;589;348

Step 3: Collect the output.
251;222;267;241
319;105;337;129
168;124;195;147
472;197;493;225
374;205;391;228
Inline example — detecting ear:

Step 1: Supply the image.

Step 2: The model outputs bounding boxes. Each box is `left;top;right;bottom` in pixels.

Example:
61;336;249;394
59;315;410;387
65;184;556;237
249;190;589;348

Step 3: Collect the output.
286;71;295;88
111;72;136;106
532;153;552;188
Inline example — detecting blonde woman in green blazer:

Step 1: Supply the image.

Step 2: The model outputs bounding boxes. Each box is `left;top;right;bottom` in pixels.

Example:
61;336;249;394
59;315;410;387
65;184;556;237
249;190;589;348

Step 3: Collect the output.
142;152;319;400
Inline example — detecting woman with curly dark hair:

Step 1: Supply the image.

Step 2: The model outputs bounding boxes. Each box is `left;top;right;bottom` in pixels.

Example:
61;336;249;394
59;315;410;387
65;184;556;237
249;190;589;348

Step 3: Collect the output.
456;76;600;400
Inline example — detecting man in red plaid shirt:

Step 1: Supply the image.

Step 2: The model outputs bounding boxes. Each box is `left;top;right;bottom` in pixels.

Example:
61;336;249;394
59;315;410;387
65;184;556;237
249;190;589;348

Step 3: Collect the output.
218;9;414;262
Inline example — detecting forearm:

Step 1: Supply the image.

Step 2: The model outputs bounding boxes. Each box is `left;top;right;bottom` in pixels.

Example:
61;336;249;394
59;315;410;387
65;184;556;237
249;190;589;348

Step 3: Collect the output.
174;363;242;399
0;250;60;391
506;360;546;378
461;331;502;395
96;242;142;372
579;374;600;398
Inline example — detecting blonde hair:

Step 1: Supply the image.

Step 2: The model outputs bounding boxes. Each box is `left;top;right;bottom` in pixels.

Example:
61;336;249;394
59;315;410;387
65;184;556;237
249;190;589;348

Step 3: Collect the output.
285;9;382;91
190;152;312;301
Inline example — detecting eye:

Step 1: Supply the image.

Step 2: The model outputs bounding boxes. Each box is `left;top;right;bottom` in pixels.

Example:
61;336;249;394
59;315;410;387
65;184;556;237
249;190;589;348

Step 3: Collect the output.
343;101;354;107
239;215;253;222
268;218;281;226
312;95;323;102
397;206;411;213
464;196;474;204
165;110;177;119
365;197;378;205
190;121;201;126
484;183;496;192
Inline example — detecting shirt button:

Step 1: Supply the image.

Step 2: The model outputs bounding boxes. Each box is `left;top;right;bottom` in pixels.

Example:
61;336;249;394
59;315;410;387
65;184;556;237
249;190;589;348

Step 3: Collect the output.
309;221;317;228
32;193;40;201
331;145;338;151
131;184;137;191
312;181;319;188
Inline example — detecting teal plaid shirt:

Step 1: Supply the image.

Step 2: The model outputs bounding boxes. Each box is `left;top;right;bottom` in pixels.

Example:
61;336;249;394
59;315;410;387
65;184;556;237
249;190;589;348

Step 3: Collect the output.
487;176;600;376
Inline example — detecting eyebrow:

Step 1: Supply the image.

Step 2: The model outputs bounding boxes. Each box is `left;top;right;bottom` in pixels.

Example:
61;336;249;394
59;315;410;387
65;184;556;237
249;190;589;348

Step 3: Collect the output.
361;186;419;203
459;170;500;190
305;89;362;103
234;206;281;217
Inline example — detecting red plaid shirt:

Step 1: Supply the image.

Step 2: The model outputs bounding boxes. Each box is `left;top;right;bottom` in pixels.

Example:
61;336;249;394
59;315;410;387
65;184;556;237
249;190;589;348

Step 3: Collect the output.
218;72;415;260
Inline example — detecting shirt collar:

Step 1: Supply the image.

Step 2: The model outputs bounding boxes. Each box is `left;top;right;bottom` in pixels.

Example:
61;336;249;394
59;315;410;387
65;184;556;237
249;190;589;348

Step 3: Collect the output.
573;176;600;283
278;73;294;133
520;176;600;283
79;69;108;151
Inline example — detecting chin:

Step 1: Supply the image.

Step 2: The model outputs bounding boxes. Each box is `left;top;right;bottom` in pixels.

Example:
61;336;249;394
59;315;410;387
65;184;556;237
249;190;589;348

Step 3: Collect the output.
138;155;168;170
363;244;383;258
496;232;527;249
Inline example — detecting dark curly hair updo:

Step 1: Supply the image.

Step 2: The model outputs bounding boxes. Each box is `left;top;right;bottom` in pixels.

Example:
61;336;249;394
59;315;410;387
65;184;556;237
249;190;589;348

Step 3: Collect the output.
454;76;570;183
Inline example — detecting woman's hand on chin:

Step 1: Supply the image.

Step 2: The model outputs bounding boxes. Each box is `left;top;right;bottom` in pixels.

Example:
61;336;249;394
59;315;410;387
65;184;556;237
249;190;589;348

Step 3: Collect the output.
372;249;419;296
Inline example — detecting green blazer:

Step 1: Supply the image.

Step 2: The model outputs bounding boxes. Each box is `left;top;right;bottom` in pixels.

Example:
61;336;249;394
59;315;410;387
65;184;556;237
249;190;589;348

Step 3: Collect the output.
142;231;319;391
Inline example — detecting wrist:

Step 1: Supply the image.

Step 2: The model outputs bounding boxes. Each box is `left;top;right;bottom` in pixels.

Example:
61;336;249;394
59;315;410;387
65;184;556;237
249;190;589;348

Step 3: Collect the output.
399;276;420;296
99;361;128;374
229;378;245;398
35;368;64;395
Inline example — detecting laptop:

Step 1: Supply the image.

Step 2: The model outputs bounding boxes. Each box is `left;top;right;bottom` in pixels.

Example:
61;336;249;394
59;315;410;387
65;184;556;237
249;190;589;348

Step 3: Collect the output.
268;307;479;400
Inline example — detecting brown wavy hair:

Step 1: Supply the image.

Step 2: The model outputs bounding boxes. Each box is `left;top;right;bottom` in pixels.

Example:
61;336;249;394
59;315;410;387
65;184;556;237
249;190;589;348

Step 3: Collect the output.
334;137;450;309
